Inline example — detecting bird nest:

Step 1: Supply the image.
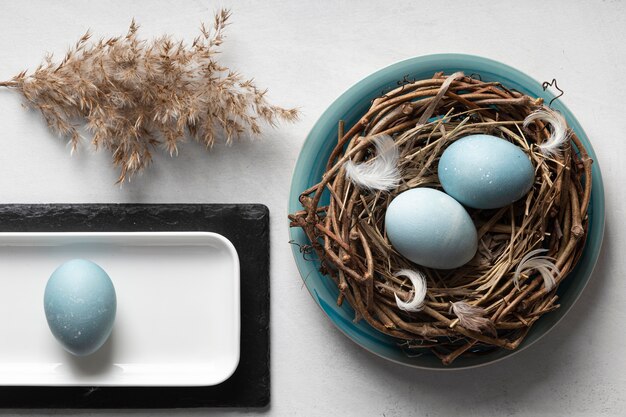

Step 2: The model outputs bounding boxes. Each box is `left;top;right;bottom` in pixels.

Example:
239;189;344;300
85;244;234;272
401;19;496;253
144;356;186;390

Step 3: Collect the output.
289;72;592;365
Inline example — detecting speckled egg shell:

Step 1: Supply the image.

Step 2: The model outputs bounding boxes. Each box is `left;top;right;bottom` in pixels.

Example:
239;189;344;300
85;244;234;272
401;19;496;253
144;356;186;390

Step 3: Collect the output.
44;259;117;356
438;134;535;209
385;188;478;269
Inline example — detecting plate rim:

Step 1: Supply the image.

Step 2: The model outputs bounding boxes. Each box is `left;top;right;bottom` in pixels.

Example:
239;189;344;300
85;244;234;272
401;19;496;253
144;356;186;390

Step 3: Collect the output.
288;53;606;370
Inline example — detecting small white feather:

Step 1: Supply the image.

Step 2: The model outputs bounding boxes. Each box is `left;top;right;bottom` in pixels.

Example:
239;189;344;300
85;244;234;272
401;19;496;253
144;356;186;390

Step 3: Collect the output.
344;135;400;191
450;302;496;335
513;249;560;291
393;269;427;313
523;107;569;157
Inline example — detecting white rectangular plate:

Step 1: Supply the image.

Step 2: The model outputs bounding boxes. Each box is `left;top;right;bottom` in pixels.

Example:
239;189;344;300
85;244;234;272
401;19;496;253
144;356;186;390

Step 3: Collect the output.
0;232;240;387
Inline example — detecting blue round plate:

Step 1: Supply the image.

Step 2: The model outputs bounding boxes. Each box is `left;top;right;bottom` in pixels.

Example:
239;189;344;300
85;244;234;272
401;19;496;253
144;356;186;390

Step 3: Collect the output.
288;54;605;369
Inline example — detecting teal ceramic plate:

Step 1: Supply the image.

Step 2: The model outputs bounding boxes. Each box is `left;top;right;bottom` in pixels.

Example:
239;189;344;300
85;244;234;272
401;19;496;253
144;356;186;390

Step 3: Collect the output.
288;54;605;369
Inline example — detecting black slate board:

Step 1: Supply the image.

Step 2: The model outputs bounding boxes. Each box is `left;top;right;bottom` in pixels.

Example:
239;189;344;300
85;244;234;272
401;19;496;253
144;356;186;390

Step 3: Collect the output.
0;204;270;408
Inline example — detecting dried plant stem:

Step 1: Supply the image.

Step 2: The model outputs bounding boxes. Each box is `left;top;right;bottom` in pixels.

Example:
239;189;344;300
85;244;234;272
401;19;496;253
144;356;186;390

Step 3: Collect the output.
0;9;298;183
289;72;591;364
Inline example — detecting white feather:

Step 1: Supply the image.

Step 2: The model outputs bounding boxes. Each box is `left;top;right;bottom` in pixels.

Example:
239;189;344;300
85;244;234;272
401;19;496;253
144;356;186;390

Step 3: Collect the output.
450;302;496;335
513;249;560;291
523;107;569;157
393;269;427;312
344;135;400;191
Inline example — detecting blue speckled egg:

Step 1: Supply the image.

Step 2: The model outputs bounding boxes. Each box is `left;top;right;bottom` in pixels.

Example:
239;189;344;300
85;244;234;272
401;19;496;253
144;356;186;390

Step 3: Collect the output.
438;134;535;209
385;188;478;269
44;259;116;356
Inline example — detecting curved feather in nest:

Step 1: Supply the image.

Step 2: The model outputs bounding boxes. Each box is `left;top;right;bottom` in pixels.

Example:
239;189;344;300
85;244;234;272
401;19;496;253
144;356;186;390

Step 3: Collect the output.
513;249;560;291
344;135;401;192
393;269;427;313
450;302;496;336
523;107;569;157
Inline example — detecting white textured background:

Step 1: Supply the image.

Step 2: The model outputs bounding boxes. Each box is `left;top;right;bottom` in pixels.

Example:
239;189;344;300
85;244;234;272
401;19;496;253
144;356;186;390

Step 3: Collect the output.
0;0;624;416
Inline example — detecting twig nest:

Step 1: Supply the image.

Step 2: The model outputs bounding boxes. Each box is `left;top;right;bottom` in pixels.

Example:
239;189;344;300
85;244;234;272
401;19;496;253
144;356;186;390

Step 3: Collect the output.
289;72;592;365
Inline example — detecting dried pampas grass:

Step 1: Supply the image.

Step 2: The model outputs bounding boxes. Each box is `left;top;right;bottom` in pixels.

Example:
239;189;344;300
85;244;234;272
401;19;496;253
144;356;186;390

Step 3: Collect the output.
0;9;298;183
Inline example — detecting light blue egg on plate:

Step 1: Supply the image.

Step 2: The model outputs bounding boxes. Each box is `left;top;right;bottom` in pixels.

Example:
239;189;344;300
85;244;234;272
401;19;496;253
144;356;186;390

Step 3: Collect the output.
44;259;117;356
438;134;535;209
385;188;478;269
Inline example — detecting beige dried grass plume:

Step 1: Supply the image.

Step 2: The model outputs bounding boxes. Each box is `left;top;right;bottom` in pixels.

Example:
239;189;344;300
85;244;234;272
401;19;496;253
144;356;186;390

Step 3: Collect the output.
0;9;298;183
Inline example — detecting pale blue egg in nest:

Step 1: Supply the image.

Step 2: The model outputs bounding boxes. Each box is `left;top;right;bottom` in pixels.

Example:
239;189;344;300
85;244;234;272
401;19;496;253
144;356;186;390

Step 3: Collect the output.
438;134;535;210
385;188;477;269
